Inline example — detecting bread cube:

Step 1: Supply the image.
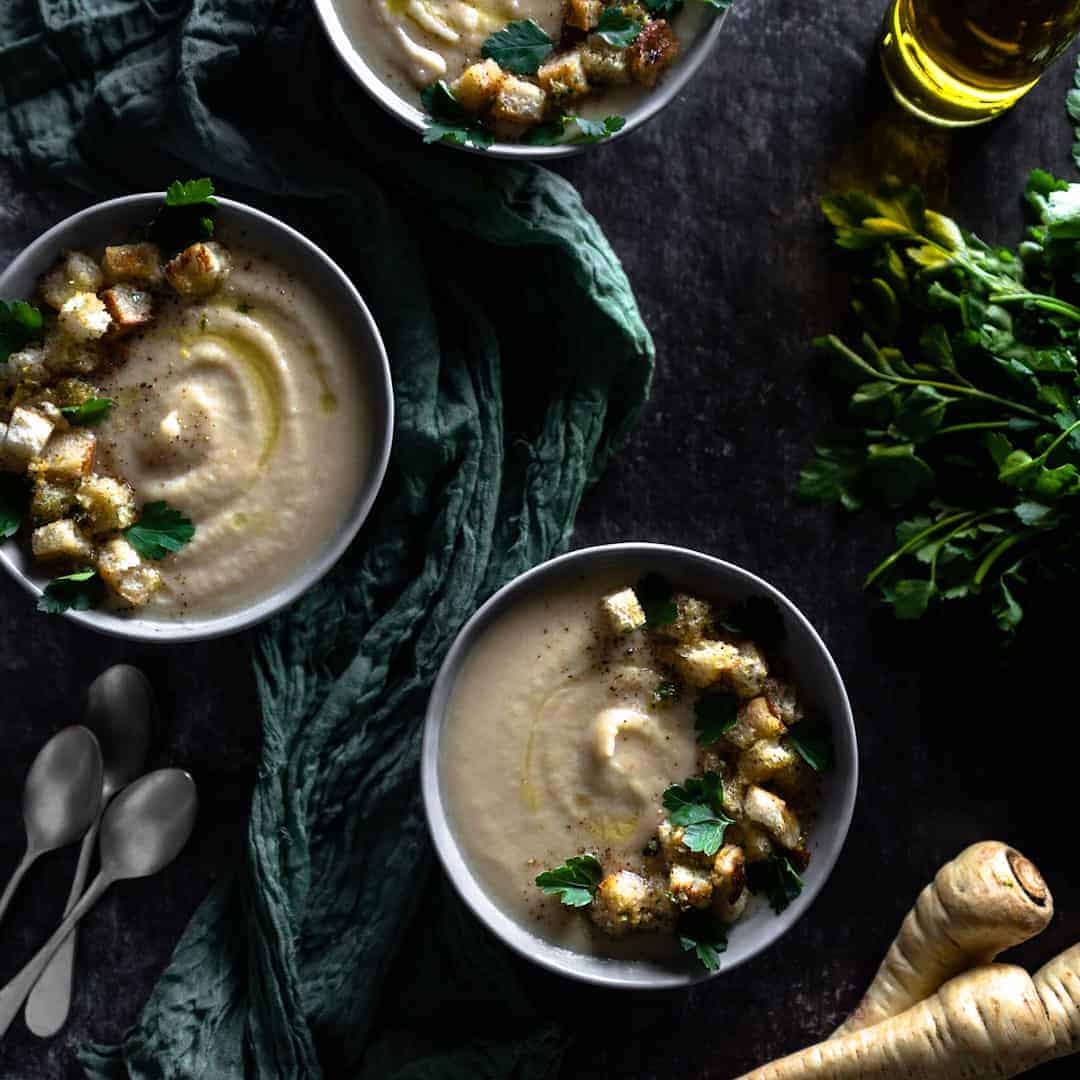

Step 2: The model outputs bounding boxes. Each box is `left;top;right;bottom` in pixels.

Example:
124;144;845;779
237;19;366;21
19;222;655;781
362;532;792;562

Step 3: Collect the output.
727;641;769;698
76;475;137;533
97;537;163;607
726;696;786;749
30;401;68;430
449;59;504;112
40;252;103;310
600;587;646;634
31;477;78;524
627;19;679;88
710;843;746;903
50;378;99;409
102;243;163;286
655;593;713;644
165;241;232;298
737;739;798;785
721;774;746;817
537;52;590;102
101;285;153;332
764;676;803;728
738;822;775;863
671;639;741;688
744;785;801;850
2;406;55;467
30;430;96;481
567;0;602;30
31;519;93;561
490;75;547;127
58;293;111;342
669;863;713;910
714;886;749;925
42;332;105;377
581;38;631;85
3;346;48;388
588;870;672;936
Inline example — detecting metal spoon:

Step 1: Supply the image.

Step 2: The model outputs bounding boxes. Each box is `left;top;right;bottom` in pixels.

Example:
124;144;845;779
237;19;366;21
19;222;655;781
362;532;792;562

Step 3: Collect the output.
25;666;154;1037
0;768;197;1039
0;727;103;928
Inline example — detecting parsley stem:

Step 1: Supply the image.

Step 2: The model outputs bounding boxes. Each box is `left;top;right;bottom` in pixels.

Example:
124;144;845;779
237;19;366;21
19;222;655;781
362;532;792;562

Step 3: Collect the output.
972;530;1038;588
988;292;1080;324
934;420;1014;436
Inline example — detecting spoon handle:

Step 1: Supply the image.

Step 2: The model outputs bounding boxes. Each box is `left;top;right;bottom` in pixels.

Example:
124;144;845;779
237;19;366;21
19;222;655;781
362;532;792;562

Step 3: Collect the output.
0;870;110;1040
0;850;34;928
24;819;100;1037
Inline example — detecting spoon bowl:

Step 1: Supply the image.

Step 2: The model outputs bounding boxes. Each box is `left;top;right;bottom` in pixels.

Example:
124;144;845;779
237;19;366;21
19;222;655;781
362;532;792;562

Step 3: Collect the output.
23;727;103;854
85;665;154;799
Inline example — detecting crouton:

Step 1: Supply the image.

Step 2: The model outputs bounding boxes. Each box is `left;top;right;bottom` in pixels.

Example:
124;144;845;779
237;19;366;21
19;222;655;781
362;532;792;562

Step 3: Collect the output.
164;241;232;298
490;75;547;127
656;819;711;869
2;406;55;467
737;739;798;785
101;284;153;332
29;430;96;481
727;641;769;698
76;475;137;534
449;59;504;112
567;0;602;29
97;537;163;607
42;332;105;377
744;785;802;850
764;675;803;727
715;886;749;925
30;401;68;430
711;843;746;903
726;696;785;749
601;587;646;634
737;822;775;863
3;347;48;388
31;478;78;525
31;519;93;561
537;52;590;102
670;863;714;910
588;870;673;936
655;593;713;644
626;18;679;88
101;243;163;286
39;252;103;310
50;378;98;409
581;38;631;85
57;293;111;342
671;639;741;688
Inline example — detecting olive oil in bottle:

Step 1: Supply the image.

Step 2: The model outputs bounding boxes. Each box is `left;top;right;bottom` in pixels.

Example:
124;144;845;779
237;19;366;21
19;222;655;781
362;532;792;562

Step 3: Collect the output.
880;0;1080;126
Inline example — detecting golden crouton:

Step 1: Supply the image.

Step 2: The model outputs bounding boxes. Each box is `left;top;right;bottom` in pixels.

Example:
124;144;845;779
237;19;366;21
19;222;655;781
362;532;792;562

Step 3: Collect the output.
627;19;679;88
744;785;801;850
669;863;714;910
42;331;105;377
736;822;775;863
490;75;547;127
102;243;163;286
728;641;769;698
600;587;646;634
537;52;590;102
581;38;631;85
715;886;749;925
101;285;153;332
164;241;232;298
711;843;746;903
97;537;163;607
567;0;602;29
30;430;96;481
3;346;49;388
31;477;78;525
31;519;93;561
764;675;803;727
589;870;673;936
39;252;103;310
737;739;798;785
655;593;714;643
449;59;505;112
76;474;137;533
726;696;785;749
2;406;55;467
671;639;741;688
50;378;99;409
58;293;111;342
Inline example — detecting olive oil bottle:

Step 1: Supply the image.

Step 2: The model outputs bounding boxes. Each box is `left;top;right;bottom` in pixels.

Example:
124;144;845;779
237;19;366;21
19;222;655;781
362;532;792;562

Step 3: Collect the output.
880;0;1080;126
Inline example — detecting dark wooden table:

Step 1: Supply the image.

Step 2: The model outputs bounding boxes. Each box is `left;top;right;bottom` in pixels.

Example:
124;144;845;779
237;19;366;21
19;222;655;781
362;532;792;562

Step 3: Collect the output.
2;1;1078;1076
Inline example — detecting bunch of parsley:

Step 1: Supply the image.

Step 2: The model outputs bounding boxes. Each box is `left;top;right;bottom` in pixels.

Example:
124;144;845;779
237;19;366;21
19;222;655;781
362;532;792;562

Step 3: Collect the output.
799;171;1080;636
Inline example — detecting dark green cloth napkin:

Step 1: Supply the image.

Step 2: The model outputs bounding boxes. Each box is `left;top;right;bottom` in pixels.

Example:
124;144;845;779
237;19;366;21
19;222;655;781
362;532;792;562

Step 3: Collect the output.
0;1;654;1076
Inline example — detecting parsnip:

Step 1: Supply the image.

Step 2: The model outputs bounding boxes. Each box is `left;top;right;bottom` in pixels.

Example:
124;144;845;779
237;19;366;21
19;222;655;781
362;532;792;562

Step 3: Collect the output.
739;964;1055;1080
833;842;1052;1036
1033;943;1080;1064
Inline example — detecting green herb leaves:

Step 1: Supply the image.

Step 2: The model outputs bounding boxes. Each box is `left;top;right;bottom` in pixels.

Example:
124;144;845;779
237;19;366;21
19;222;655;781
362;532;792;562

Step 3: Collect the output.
125;501;195;560
0;299;44;365
420;82;493;150
481;19;554;74
678;910;728;971
787;717;834;773
151;178;218;254
694;690;738;745
596;8;642;47
165;179;217;208
662;773;734;856
522;113;627;146
0;475;29;539
747;854;804;914
37;569;104;614
60;397;114;426
535;854;603;907
636;572;677;628
570;115;626;143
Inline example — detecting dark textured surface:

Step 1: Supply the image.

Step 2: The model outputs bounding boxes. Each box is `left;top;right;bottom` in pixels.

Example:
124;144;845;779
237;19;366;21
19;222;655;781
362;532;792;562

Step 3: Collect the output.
1;1;1079;1077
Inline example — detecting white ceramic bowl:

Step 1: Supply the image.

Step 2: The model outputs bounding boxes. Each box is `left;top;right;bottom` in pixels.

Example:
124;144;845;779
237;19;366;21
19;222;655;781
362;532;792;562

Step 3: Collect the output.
0;194;394;643
422;543;858;988
312;0;731;160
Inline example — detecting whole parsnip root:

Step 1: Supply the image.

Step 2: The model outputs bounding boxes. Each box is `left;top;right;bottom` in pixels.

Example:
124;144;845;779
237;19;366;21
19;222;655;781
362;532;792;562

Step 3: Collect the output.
738;964;1057;1080
833;841;1052;1036
1033;943;1080;1063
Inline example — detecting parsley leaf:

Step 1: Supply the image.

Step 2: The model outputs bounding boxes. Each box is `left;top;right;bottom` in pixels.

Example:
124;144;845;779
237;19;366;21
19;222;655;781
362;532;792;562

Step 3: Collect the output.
480;19;554;75
662;773;734;856
420;82;493;150
60;397;114;426
747;855;804;914
636;572;677;628
535;854;603;907
645;0;684;16
37;569;104;614
596;8;642;47
0;298;44;364
694;690;739;745
786;716;834;773
678;910;728;971
165;178;217;208
568;115;626;143
0;474;29;539
151;179;219;253
522;116;569;146
125;501;195;560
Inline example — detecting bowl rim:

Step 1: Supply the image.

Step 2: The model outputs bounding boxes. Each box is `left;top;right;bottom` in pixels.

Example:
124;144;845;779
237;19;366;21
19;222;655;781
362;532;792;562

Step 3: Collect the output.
310;0;731;161
421;542;859;989
0;193;394;644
